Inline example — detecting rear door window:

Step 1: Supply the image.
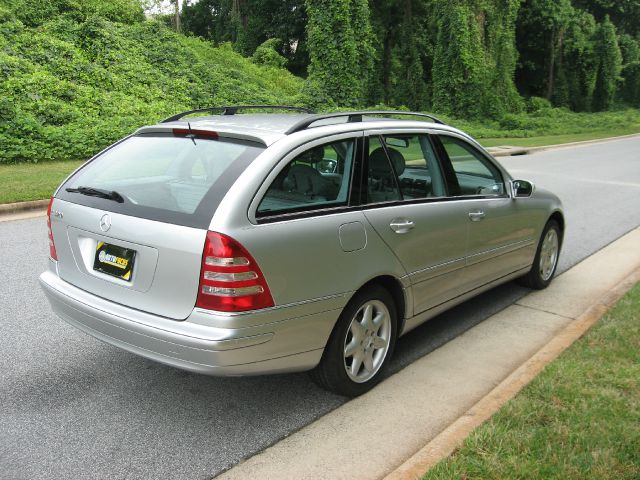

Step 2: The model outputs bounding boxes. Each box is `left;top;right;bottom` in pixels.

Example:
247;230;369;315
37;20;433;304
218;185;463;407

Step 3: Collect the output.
256;139;356;217
366;134;447;204
58;133;264;228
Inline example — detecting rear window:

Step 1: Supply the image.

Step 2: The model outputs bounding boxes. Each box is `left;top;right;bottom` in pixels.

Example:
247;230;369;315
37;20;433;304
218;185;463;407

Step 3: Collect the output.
58;133;264;228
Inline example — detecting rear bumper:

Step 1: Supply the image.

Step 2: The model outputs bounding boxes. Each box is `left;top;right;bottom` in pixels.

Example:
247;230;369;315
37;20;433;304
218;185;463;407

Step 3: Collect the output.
39;269;344;375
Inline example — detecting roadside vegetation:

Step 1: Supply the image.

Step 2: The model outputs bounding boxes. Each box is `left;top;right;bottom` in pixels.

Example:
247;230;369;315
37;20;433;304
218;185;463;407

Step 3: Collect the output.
2;106;639;204
0;1;304;165
1;0;639;203
423;283;640;480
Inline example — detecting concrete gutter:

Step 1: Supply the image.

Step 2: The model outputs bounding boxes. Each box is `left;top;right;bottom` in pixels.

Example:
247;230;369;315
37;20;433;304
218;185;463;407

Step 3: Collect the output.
216;227;640;480
487;132;640;157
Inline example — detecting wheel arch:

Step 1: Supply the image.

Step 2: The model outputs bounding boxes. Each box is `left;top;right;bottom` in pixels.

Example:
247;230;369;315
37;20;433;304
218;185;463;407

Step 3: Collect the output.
549;210;565;247
355;275;408;334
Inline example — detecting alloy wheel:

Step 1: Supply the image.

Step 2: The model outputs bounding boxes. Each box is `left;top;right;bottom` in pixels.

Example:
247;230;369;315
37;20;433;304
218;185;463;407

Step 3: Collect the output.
343;300;392;383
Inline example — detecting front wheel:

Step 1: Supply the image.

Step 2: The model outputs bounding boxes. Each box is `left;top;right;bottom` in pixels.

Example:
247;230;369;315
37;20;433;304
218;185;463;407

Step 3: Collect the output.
518;220;561;289
310;285;397;397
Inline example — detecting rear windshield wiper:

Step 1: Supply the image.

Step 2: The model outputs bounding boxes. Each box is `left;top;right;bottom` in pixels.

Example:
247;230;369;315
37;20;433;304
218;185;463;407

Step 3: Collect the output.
66;186;124;203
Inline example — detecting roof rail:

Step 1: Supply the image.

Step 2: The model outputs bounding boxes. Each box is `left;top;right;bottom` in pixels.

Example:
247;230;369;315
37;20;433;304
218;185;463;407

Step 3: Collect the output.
162;105;314;123
285;110;447;134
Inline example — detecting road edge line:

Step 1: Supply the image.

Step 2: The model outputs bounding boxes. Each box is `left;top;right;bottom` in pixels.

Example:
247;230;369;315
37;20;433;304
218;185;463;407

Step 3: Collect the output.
383;266;640;480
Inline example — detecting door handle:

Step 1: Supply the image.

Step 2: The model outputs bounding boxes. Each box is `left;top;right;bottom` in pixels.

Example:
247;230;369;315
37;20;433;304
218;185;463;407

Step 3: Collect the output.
468;210;486;221
390;218;415;234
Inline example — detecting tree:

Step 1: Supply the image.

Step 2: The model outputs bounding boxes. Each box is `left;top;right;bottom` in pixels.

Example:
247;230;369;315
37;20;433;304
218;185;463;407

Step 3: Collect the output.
592;15;622;111
573;0;640;37
431;0;522;119
560;10;598;111
515;0;573;101
394;0;429;110
619;34;640;107
370;0;404;105
173;0;182;32
304;0;374;106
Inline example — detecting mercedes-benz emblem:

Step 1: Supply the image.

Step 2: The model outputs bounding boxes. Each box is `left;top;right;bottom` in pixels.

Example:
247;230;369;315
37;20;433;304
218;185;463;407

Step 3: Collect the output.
99;214;111;232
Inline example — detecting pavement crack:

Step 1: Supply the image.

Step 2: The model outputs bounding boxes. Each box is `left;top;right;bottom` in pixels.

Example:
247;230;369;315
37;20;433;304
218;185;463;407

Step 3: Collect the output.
513;302;575;321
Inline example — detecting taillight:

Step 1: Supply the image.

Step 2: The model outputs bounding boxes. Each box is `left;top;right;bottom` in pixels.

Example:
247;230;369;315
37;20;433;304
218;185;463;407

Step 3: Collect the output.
196;231;274;312
46;197;58;261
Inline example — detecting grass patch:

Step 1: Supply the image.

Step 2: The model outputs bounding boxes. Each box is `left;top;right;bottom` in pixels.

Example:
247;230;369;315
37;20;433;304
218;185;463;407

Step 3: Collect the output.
0;160;84;204
480;128;640;148
423;282;640;480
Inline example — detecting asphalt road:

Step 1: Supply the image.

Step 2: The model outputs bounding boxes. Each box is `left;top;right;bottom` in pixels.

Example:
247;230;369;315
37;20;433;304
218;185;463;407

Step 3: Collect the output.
1;136;639;480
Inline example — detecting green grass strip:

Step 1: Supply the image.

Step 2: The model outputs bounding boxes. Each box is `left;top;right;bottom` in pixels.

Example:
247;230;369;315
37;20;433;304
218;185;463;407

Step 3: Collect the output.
423;283;640;480
0;160;84;204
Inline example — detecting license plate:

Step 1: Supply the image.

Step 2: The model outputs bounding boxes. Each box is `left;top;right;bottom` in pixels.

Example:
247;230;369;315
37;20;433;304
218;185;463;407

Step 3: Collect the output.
93;242;136;281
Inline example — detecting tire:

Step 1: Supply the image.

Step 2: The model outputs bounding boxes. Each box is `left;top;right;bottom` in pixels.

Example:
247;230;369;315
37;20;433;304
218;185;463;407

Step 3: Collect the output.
310;285;398;397
518;220;561;290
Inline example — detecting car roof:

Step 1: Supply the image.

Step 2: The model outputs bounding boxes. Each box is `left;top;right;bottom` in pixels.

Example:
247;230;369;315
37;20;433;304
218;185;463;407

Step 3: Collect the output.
136;112;474;147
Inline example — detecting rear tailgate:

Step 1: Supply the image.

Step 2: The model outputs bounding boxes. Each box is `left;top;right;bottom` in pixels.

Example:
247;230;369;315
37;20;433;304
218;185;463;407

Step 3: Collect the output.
51;199;205;320
48;132;265;320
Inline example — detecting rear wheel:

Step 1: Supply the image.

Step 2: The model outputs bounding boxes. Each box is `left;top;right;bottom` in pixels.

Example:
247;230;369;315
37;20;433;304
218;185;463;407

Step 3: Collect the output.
310;285;397;397
518;220;561;289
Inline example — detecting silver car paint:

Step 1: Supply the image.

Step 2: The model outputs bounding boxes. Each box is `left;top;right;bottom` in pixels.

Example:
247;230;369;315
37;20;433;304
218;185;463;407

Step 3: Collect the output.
40;114;564;376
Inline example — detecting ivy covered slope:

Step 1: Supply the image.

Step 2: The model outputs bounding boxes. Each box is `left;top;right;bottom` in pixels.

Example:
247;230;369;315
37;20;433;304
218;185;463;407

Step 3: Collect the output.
0;1;304;164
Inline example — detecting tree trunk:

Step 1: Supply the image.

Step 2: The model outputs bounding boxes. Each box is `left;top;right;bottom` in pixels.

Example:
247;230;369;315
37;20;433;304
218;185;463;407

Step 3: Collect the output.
174;0;181;33
546;29;556;99
383;31;392;104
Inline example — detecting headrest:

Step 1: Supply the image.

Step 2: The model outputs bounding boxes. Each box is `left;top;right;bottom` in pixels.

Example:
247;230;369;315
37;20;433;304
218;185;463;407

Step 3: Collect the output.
369;147;405;176
296;146;324;165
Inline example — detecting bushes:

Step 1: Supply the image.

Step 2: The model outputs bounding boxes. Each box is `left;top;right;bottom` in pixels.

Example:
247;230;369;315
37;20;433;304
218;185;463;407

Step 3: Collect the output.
455;108;640;140
3;0;145;27
252;38;287;68
0;11;304;163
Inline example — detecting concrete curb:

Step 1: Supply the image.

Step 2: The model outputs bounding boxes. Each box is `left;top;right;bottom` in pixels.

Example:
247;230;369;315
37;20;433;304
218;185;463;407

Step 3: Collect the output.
487;132;640;157
384;265;640;480
0;199;49;223
0;199;49;214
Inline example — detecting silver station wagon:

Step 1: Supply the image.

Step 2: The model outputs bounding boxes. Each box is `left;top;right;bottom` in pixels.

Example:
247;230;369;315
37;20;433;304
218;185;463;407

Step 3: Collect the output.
40;107;564;396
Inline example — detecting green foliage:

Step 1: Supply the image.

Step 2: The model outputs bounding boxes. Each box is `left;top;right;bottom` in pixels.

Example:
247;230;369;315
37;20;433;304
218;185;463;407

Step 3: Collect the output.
525;96;553;114
1;0;638;168
559;9;598;111
573;0;640;37
182;0;309;77
515;0;574;101
431;2;486;118
392;0;429;110
618;34;640;107
3;0;145;26
0;10;303;163
252;38;287;68
592;15;622;111
304;0;374;107
432;0;522;119
451;107;640;141
181;0;639;115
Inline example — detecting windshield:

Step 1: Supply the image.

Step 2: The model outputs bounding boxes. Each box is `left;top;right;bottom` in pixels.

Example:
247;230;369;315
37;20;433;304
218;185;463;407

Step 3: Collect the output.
58;133;264;228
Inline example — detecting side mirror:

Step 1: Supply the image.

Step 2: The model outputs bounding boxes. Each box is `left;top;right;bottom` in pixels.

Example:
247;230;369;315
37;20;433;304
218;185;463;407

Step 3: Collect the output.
512;180;534;198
